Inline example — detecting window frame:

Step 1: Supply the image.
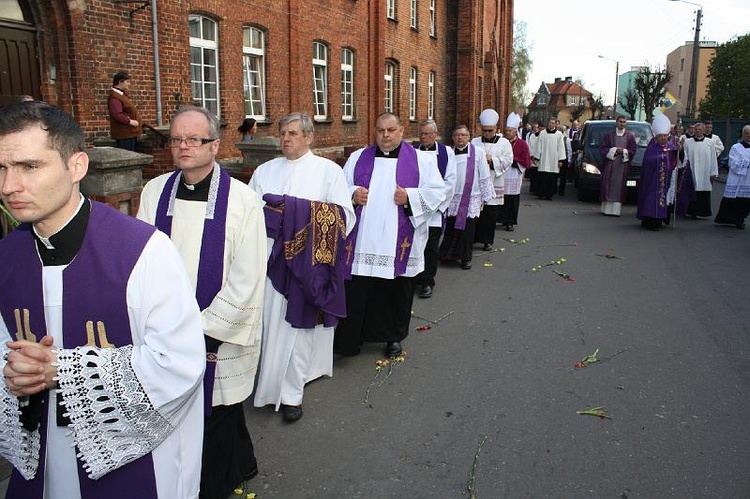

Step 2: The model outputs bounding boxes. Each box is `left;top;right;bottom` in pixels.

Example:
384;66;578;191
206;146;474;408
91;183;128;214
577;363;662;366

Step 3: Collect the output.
409;66;417;121
427;71;435;119
341;48;355;121
384;61;396;113
312;41;329;120
242;26;266;120
410;0;418;29
429;0;436;36
189;14;220;117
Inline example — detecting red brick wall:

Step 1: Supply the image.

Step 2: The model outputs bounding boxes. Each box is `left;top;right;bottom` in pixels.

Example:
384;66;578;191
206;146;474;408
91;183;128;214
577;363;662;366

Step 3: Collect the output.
30;0;512;166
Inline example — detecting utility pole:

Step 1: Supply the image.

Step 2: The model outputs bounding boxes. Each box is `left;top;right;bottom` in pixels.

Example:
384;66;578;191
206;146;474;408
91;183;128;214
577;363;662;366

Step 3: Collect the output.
686;8;702;118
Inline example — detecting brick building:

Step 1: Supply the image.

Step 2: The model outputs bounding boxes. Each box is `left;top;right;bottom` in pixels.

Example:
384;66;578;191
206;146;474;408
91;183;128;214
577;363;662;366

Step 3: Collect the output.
1;0;513;166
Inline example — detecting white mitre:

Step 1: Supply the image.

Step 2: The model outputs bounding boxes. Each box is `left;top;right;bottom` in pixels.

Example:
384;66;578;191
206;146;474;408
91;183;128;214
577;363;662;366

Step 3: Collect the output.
653;112;671;135
479;109;500;126
506;112;522;129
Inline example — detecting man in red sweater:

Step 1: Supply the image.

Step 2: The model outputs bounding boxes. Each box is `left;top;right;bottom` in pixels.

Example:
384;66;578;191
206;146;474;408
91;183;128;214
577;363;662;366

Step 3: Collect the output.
108;71;142;151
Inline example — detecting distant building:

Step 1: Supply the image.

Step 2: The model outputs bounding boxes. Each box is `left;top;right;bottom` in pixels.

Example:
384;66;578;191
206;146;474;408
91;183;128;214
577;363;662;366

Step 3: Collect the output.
617;66;647;121
664;41;717;122
528;77;593;126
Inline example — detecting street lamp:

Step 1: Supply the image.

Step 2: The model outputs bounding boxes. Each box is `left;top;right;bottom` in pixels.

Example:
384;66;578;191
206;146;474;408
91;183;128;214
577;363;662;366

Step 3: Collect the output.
598;55;619;117
669;0;702;119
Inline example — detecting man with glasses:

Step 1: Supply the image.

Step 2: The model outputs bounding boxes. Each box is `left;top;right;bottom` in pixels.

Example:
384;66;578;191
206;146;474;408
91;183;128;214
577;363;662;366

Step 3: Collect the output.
138;105;267;499
472;109;513;251
413;119;456;298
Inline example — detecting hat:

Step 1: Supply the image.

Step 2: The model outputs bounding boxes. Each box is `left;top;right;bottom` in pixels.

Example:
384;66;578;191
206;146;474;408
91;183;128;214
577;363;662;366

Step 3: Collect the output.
479;109;500;127
652;112;671;135
506;112;522;129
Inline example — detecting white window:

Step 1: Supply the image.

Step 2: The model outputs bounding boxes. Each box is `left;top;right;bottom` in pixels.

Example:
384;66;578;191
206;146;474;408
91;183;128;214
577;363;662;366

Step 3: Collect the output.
313;42;328;120
242;27;266;119
429;0;436;36
341;48;355;120
428;71;435;119
189;15;220;116
386;0;396;20
384;62;395;113
409;67;417;120
410;0;418;29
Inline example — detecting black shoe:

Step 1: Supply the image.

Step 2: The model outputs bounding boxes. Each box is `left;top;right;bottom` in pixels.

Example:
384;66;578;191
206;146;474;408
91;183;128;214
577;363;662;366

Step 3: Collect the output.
281;404;303;422
461;260;472;270
418;285;433;298
482;243;492;251
385;341;403;357
505;225;514;231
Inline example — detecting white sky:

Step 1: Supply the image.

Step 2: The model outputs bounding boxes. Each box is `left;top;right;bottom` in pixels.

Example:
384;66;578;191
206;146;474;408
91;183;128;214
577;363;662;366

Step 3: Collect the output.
514;0;750;104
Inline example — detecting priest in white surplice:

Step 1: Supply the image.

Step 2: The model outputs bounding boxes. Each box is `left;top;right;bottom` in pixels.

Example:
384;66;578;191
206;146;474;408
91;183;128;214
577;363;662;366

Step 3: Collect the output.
334;112;445;358
138;106;266;499
684;122;720;218
0;102;205;499
533;117;567;200
249;113;355;423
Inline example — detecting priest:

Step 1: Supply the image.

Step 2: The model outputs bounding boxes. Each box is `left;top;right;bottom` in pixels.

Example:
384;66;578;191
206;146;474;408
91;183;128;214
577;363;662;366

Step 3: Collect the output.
599;116;637;216
334;112;445;358
472;109;513;251
534;118;567;200
250;112;355;422
501;113;531;231
138;106;267;499
637;113;680;230
714;125;750;229
684;122;720;218
0;102;205;498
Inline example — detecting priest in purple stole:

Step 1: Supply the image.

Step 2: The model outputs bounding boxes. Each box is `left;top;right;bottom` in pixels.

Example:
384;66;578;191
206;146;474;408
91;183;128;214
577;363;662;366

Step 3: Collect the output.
138;106;267;499
0;102;205;498
334;113;446;358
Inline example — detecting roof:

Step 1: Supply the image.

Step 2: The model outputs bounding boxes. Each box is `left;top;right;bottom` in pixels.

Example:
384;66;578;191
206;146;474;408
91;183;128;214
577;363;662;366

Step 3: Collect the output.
530;79;593;108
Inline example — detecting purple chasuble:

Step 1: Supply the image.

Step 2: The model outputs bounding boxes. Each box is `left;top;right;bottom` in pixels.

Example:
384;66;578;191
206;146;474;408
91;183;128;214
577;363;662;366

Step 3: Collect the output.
345;141;420;277
263;194;349;328
154;166;230;415
0;202;159;499
637;138;678;220
454;144;476;230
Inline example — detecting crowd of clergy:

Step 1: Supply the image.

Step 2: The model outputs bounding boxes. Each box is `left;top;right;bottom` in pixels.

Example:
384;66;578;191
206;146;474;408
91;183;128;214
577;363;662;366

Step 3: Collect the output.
0;98;747;499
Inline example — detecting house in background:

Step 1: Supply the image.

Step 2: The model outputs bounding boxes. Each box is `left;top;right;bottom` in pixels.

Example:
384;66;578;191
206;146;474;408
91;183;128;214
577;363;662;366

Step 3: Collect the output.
616;66;647;121
527;77;593;126
0;0;513;175
664;40;717;122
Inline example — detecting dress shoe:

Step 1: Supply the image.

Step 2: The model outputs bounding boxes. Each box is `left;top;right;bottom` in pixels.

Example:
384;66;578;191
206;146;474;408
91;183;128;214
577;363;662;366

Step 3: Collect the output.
385;341;403;357
505;225;514;231
418;285;433;298
461;260;472;270
281;404;303;422
482;243;492;251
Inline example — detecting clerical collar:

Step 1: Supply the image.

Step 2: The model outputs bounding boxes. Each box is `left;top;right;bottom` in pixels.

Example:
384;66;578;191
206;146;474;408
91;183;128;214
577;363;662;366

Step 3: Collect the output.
546;128;557;134
705;133;713;138
419;144;437;151
375;143;402;158
34;195;90;266
741;141;750;149
177;168;213;202
454;146;468;155
481;136;500;143
694;136;705;142
616;128;626;136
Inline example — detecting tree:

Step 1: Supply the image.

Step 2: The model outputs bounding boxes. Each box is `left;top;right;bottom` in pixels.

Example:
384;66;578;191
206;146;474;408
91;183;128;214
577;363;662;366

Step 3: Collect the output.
511;20;533;110
701;33;750;119
587;93;605;120
633;65;671;122
619;88;641;120
570;103;587;123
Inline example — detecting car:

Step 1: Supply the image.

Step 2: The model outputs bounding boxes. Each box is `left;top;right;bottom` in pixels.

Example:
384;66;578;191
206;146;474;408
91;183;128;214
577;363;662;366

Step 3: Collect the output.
571;120;653;202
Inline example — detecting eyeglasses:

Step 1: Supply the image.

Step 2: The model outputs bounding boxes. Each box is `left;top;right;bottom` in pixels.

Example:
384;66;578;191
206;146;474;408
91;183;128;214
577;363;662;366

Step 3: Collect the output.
167;137;218;148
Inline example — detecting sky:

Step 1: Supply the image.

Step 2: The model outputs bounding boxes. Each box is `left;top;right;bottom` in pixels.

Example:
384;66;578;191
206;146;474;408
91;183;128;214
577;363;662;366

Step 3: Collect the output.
513;0;750;105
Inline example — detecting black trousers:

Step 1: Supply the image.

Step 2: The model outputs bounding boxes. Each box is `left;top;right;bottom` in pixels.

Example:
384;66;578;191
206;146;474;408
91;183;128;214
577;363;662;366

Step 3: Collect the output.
475;204;501;245
558;160;569;195
415;226;441;287
498;194;520;226
334;275;415;355
439;216;476;262
537;171;558;199
200;403;257;499
687;191;712;217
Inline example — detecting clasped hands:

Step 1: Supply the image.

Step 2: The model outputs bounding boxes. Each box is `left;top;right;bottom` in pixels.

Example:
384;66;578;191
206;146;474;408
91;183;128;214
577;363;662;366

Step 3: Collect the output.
3;335;58;397
353;186;409;206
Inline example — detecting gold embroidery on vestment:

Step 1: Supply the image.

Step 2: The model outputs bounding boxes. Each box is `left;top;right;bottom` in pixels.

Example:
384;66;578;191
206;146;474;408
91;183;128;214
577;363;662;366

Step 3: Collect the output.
14;308;37;343
84;321;115;348
310;202;346;265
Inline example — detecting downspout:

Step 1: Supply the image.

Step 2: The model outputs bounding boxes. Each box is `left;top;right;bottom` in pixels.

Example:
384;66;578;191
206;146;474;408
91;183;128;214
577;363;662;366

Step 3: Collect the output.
152;0;163;126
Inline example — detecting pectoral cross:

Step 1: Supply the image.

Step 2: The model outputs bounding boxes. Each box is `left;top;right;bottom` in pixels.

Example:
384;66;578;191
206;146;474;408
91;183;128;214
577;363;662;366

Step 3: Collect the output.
14;308;37;343
85;321;115;348
399;236;411;261
345;239;354;265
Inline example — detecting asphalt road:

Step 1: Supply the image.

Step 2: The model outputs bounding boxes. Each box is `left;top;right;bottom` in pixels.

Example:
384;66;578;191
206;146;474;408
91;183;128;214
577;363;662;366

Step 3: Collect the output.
3;179;749;498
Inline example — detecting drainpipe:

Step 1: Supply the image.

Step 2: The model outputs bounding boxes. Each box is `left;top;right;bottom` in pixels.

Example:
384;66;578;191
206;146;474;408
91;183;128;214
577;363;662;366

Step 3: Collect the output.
152;0;163;126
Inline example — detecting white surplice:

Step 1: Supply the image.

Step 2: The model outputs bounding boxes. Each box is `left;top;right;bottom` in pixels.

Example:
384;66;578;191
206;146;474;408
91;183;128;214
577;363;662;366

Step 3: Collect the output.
248;151;355;409
138;169;267;406
471;136;513;205
684;137;719;191
344;146;446;279
445;145;495;218
535;129;567;173
0;231;206;499
415;143;457;228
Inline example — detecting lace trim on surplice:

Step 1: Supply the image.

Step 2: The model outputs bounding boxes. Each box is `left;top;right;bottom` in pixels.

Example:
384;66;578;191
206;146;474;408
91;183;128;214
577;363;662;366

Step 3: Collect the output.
56;345;174;480
0;351;40;480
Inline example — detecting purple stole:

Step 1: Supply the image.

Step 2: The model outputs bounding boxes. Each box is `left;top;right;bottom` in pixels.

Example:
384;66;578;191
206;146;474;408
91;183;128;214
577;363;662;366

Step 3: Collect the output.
263;194;349;328
0;202;159;498
154;166;230;415
345;141;420;277
436;142;448;178
454;144;476;230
